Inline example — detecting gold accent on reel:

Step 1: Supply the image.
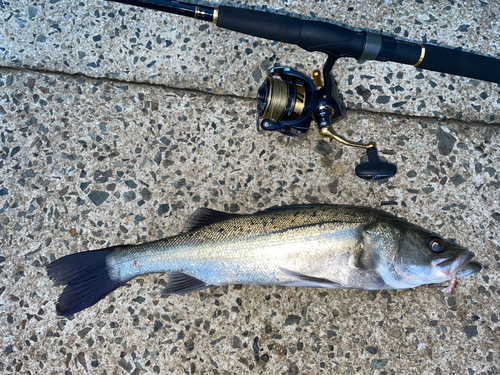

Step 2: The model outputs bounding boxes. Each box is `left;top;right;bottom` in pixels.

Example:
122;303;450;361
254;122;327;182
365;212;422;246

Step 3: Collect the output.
319;125;376;150
293;84;306;119
313;70;323;90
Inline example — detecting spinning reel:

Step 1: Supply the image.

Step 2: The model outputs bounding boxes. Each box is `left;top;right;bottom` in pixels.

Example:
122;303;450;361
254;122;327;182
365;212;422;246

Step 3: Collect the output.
257;54;397;181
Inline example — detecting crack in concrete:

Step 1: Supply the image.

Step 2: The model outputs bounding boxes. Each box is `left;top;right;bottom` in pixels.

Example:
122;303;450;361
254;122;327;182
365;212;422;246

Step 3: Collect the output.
0;65;245;101
1;65;499;128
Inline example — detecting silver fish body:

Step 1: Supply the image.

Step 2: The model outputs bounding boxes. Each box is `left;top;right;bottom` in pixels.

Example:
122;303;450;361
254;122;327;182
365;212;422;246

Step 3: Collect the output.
47;205;481;316
109;206;385;289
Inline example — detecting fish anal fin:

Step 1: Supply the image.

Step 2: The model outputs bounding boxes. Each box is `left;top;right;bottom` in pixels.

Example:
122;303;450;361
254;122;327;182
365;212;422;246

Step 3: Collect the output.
183;208;240;232
279;267;341;287
161;272;211;295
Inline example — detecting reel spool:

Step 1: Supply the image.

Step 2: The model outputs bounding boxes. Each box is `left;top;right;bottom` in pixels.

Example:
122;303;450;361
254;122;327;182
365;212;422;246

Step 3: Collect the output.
257;75;306;122
257;67;317;136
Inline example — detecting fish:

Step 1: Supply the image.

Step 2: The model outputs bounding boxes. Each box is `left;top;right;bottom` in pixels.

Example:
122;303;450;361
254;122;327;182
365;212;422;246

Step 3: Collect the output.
47;204;482;316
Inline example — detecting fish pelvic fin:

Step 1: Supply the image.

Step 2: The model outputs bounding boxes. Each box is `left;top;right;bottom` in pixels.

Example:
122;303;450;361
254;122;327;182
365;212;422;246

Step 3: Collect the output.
47;247;129;316
183;208;241;232
161;272;213;295
279;267;342;288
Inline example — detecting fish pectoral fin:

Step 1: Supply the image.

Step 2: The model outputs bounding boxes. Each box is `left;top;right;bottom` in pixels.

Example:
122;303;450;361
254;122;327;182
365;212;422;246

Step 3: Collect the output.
183;208;241;232
279;267;341;287
161;273;211;295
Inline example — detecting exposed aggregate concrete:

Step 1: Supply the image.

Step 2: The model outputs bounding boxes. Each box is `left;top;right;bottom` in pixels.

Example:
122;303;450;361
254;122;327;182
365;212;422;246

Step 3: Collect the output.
1;0;499;122
0;67;499;374
0;0;500;374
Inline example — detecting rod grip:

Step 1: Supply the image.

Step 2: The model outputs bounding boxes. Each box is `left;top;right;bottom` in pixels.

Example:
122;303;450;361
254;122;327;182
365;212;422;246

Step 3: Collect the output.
217;6;302;44
297;21;366;57
219;5;500;84
217;6;366;57
374;36;500;83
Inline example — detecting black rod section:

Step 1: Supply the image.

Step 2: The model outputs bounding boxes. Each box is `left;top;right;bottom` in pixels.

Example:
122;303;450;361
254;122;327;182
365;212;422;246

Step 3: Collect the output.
108;0;500;84
417;44;500;84
108;0;215;22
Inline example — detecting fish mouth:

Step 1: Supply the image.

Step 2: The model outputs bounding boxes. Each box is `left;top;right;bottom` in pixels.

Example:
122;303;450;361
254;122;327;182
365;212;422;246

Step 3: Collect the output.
457;261;482;279
436;251;476;277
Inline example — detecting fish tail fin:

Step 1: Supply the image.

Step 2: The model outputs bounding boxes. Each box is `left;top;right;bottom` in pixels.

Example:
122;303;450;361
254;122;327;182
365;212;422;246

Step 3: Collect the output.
47;247;127;316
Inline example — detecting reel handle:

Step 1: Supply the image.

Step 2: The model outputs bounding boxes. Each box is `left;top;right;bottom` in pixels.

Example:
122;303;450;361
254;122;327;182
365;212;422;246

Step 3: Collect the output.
355;147;397;181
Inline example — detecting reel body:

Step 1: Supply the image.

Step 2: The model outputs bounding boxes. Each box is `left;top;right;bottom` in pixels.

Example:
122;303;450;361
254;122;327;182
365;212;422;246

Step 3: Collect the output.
257;55;397;181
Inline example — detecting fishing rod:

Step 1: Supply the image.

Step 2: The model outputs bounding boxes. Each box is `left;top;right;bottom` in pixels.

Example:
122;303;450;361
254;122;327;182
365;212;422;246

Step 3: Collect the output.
108;0;500;181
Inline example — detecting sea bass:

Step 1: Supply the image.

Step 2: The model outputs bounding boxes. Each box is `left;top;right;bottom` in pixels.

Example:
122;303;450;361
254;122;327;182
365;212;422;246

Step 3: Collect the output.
47;205;481;316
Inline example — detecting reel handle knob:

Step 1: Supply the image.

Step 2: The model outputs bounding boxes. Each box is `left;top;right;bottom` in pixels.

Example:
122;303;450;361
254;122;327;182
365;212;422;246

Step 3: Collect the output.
355;147;397;181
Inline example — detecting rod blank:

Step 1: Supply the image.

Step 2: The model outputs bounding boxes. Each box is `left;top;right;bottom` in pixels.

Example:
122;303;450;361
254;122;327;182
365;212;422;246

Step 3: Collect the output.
108;0;500;84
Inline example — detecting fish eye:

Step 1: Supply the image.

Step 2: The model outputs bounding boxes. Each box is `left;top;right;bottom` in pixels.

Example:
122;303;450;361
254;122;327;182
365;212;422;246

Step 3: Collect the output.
428;237;445;253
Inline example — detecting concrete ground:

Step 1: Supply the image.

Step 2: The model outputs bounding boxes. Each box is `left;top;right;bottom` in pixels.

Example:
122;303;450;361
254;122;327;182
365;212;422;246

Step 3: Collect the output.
1;0;499;374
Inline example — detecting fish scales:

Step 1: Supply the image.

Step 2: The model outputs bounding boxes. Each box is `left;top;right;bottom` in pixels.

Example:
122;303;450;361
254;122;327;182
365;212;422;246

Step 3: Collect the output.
47;204;481;316
108;206;374;286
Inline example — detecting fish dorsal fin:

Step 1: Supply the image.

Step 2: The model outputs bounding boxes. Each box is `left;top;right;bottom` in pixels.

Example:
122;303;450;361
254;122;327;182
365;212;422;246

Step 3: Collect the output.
183;208;240;232
279;267;341;287
161;273;211;295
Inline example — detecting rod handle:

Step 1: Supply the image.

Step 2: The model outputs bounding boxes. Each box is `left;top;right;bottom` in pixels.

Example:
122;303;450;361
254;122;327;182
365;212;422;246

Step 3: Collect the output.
217;6;302;44
217;6;366;58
